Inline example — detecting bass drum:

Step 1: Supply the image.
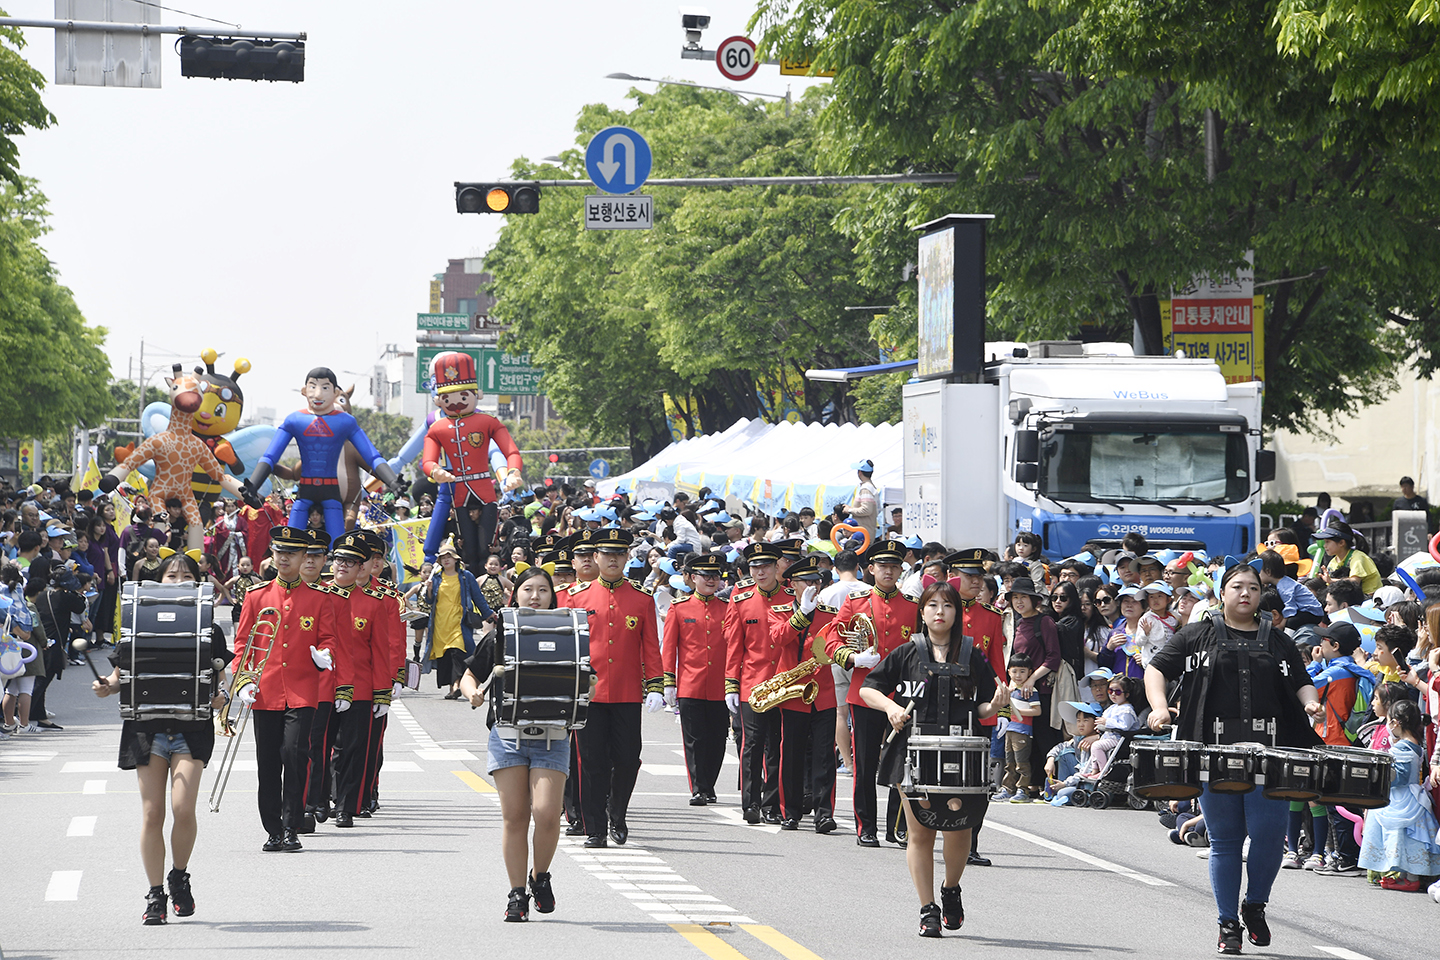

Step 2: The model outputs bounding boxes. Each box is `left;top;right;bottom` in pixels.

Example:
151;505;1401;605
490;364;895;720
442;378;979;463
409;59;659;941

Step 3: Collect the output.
1130;739;1203;801
117;581;218;722
497;607;594;735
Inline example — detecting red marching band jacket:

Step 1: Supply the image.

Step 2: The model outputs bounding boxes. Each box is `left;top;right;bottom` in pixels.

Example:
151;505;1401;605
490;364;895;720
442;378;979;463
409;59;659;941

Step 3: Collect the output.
818;586;919;709
566;577;664;703
234;577;339;710
662;593;729;701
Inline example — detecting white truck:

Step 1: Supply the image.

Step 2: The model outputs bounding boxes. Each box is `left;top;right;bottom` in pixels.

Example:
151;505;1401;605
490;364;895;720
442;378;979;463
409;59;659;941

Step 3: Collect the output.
903;340;1273;559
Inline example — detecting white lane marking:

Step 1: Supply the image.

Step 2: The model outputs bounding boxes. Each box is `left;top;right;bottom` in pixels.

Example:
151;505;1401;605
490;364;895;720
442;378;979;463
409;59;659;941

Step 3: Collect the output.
0;750;57;763
390;701;474;759
1315;948;1379;960
45;871;83;901
562;839;755;923
642;764;692;776
984;820;1174;887
709;806;781;833
82;780;107;795
61;761;113;773
67;816;97;837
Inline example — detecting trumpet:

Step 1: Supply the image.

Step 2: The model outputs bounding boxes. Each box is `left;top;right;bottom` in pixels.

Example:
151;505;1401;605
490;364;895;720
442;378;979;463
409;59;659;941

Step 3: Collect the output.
208;606;280;813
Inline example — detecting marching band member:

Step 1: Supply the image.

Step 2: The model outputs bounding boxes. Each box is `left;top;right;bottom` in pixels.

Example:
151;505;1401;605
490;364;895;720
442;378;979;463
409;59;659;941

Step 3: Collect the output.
1144;562;1323;955
945;548;1005;867
300;529;337;833
820;538;919;847
560;530;598;834
460;565;569;921
232;526;339;853
328;531;403;828
663;553;730;806
358;528;406;814
92;552;233;925
774;556;839;833
566;527;665;847
860;581;1006;937
724;542;790;824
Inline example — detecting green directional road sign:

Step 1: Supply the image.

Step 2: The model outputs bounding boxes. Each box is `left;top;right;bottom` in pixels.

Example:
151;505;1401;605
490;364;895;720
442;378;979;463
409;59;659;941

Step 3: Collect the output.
414;346;543;395
417;312;470;331
482;350;543;395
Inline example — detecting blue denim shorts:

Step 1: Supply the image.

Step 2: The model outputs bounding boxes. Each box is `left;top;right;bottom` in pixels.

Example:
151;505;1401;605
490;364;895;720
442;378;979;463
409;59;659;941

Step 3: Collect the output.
486;725;571;775
150;732;192;762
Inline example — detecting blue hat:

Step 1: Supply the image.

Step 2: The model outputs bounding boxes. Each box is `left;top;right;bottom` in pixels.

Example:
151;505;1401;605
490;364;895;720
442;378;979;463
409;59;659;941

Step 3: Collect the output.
706;510;733;523
657;558;680;577
596;506;618;522
850;459;875;473
669;574;692;594
1141;581;1173;596
1155;549;1180;566
1082;667;1115;683
902;535;924;550
1067;551;1095;565
1116;585;1144;600
1065;700;1104;717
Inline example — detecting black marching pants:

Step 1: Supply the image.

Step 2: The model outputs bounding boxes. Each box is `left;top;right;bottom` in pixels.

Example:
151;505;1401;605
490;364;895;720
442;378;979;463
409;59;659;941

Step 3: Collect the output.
335;702;375;815
253;706;315;835
850;703;903;838
305;700;339;810
739;702;781;814
575;702;642;837
678;698;729;796
363;712;387;807
455;498;498;576
780;706;836;822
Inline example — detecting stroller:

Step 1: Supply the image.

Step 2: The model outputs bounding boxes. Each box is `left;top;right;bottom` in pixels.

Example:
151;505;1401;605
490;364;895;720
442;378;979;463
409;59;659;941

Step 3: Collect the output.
1065;726;1155;809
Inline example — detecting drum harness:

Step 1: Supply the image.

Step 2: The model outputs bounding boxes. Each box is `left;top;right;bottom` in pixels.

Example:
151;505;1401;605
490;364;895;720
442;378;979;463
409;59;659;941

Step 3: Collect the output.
911;633;976;738
1201;612;1277;749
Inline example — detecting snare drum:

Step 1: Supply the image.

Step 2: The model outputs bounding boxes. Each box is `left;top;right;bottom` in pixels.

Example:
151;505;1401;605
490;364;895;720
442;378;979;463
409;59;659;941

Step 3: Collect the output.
1203;742;1264;794
1316;745;1393;809
1130;739;1203;800
1261;747;1323;801
902;735;990;794
497;607;594;736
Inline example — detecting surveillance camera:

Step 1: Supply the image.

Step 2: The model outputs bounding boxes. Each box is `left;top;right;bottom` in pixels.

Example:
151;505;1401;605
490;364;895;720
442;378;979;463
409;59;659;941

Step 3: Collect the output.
679;6;712;30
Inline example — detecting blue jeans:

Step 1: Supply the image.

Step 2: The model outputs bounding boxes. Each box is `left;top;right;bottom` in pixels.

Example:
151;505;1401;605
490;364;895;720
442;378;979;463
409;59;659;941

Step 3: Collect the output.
149;732;191;762
1198;784;1287;924
486;725;571;774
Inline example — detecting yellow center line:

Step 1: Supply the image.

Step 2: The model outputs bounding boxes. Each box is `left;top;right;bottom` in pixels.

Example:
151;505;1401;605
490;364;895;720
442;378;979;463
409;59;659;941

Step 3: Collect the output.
452;770;496;793
671;924;753;960
741;925;824;960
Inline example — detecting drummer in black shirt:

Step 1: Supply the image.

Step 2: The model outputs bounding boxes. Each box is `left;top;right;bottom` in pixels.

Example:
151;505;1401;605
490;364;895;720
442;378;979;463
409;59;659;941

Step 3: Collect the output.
1144;562;1322;956
92;552;233;925
860;582;1006;938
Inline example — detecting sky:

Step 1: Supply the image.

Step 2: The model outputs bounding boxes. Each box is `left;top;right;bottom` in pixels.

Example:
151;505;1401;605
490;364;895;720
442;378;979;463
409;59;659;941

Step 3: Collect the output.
8;0;824;416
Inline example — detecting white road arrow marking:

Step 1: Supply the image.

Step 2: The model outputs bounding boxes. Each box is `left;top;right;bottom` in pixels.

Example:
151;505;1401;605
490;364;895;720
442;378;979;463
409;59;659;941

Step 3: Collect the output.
596;132;637;185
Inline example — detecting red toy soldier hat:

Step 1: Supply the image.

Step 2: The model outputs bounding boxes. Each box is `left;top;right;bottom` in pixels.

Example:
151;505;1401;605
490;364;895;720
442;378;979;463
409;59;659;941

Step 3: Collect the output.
432;351;478;395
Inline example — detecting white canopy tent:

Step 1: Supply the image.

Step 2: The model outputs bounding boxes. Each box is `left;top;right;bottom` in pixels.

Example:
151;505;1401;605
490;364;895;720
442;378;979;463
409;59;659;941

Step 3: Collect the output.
598;418;903;516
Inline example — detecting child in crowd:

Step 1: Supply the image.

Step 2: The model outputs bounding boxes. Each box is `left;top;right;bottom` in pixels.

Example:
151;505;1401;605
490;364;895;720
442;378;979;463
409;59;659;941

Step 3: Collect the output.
1312;622;1375;875
1013;532;1045;585
1045;702;1101;805
999;653;1042;803
1088;675;1140;773
1136;581;1177;665
1360;623;1415;688
1358;700;1440;890
1101;586;1146;679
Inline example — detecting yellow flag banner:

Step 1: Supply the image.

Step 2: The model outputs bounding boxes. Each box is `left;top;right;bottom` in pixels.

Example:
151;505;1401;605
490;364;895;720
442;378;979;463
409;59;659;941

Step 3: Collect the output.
361;516;431;585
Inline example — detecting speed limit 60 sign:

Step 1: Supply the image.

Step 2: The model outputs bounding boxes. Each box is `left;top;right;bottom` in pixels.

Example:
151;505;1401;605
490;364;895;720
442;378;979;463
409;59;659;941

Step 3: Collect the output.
715;35;758;81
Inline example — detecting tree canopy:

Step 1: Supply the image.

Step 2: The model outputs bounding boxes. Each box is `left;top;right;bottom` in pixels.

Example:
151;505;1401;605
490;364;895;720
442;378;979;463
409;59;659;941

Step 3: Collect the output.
0;17;53;186
483;86;899;461
753;0;1440;435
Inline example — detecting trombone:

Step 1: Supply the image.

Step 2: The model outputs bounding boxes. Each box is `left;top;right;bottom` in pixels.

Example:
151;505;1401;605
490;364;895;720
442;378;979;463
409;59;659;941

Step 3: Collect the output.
208;606;280;813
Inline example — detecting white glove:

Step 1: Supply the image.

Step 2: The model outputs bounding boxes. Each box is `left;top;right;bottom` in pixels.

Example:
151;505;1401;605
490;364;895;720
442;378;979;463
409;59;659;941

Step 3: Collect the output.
725;692;741;715
645;692;666;714
664;685;678;709
852;649;882;669
334;699;351;713
237;683;258;704
799;585;818;615
392;682;403;698
310;645;333;671
373;703;389;718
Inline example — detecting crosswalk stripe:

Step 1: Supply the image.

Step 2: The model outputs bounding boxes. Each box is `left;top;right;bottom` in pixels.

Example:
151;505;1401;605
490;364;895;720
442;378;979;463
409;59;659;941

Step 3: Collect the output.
45;871;82;901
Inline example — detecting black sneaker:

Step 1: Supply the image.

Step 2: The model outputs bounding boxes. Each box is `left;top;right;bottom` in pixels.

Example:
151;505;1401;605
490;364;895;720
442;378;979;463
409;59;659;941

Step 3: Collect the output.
939;884;964;930
1217;919;1242;955
1240;901;1270;947
529;870;555;913
505;886;530;922
167;869;195;917
1315;857;1363;877
918;902;941;938
142;886;168;925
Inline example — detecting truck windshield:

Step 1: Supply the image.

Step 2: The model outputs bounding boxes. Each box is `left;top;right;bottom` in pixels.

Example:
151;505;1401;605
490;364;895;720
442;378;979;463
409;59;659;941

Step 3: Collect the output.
1038;424;1249;505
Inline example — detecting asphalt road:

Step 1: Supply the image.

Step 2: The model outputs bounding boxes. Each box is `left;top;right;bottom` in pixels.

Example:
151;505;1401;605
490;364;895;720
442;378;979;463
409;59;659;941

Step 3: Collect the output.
4;646;1436;960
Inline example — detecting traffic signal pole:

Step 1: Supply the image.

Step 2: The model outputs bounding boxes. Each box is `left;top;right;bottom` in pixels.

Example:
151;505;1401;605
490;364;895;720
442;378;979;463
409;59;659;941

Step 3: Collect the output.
527;173;957;188
0;17;304;40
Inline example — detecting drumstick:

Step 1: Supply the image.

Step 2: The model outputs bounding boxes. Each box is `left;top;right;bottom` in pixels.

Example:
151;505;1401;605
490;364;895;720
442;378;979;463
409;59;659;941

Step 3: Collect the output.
471;665;504;709
70;639;105;682
883;698;916;746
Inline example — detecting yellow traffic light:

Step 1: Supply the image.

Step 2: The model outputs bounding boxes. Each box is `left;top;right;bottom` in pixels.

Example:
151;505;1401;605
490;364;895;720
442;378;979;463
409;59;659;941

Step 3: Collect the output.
486;188;511;212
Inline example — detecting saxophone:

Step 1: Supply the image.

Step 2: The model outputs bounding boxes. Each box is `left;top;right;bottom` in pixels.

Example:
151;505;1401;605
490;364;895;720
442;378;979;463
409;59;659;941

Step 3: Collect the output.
748;659;821;713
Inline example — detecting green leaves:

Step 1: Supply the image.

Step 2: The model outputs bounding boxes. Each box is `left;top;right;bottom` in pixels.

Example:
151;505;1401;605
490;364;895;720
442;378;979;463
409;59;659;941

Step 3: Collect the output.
0;18;54;187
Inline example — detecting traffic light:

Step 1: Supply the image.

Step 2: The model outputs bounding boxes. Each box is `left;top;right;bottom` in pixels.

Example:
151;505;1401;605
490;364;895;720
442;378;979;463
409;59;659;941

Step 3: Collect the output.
178;36;305;82
455;183;541;215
